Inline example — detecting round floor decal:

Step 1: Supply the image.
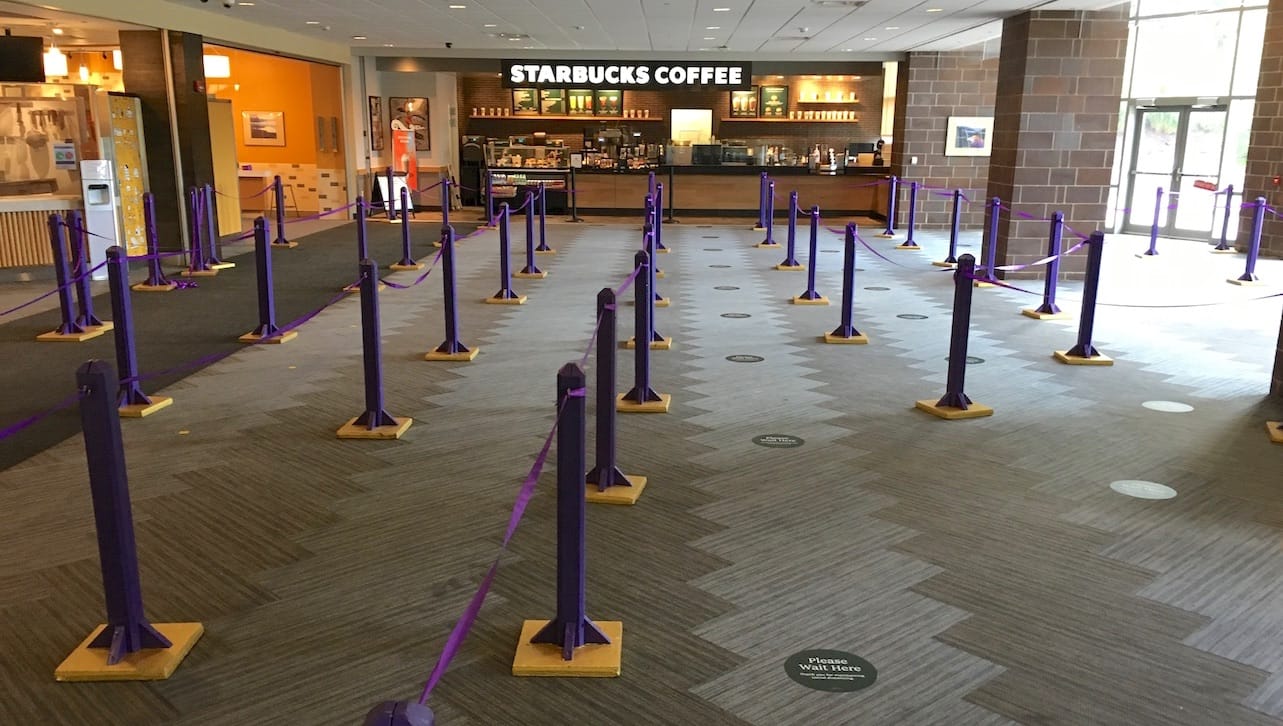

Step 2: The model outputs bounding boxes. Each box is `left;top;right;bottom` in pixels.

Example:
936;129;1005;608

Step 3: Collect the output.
897;314;928;320
702;235;720;239
726;354;765;363
945;356;986;365
710;264;732;268
864;286;890;291
714;285;740;291
721;313;752;319
704;248;724;252
1109;480;1178;500
1142;401;1194;413
752;433;804;448
784;650;877;692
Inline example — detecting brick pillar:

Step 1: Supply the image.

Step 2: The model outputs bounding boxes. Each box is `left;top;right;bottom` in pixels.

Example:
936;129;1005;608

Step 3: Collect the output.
985;6;1128;278
890;50;998;228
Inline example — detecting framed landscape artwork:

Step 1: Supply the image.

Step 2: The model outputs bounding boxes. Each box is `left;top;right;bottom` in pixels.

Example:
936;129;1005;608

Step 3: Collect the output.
242;111;285;147
944;116;994;157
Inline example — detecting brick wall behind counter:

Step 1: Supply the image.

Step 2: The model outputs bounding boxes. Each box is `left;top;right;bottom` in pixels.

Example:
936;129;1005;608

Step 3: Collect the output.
890;50;998;228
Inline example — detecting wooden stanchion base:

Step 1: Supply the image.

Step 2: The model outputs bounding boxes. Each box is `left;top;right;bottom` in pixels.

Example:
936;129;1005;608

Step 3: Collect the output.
131;282;177;293
655;270;666;279
1267;422;1283;444
514;270;548;279
791;295;830;306
120;395;173;418
484;295;528;305
271;241;299;249
1021;308;1073;321
36;324;112;343
932;260;957;269
238;330;298;344
616;393;672;413
179;269;219;278
336;416;413;440
656;247;670;254
756;241;781;249
1211;248;1238;254
1135;252;1160;259
823;332;869;345
775;263;806;271
895;244;921;251
1227;277;1263;286
655;297;670;308
425;347;481;362
345;283;388;294
914;399;994;420
585;476;647;505
208;262;236;270
973;280;997;288
624;336;672;350
753;225;766;232
875;233;896;239
511;620;622;677
1053;351;1114;366
389;262;426;271
55;622;204;682
535;248;557;255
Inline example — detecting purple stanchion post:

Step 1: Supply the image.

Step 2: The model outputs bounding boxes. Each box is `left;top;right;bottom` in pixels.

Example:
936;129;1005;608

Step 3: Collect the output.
518;190;543;277
826;224;866;344
185;187;212;275
535;183;553;253
440;177;451;231
239;217;291;343
347;259;404;432
68;211;108;330
425;226;477;361
344;198;370;293
665;164;677;224
107;246;169;414
1214;185;1236;252
273;175;291;247
620;250;665;409
758;181;777;247
485;172;495;226
42;213;86;337
488;204;523;303
753;172;768;231
386;166;397;221
1143;186;1163;256
878;176;898;238
203;184;231;269
1056;232;1111;365
134;193;174;291
935;189;962;267
645;224;669;327
975;197;1001;285
898;181;921;250
777;191;802;268
587;287;630;491
529;362;611;659
793;206;827;303
393;187;421;269
937;255;981;410
1231;197;1266;285
1023;212;1067;319
648;170;656;200
73;359;172;663
653;183;668;252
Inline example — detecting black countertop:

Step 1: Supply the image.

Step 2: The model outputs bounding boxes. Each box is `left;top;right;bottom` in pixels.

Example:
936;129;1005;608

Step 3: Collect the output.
573;165;887;176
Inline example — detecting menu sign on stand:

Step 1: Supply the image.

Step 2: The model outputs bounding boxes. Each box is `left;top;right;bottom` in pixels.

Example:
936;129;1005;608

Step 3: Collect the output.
760;86;789;118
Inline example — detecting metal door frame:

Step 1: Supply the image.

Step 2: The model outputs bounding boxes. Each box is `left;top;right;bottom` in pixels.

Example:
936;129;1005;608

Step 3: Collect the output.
1123;102;1228;239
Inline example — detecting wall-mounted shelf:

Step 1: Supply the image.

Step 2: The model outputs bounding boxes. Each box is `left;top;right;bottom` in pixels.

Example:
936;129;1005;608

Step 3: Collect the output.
720;118;859;123
469;115;664;122
796;99;860;104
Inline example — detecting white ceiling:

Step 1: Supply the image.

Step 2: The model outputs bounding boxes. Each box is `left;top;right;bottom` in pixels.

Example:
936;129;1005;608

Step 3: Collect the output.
0;1;144;46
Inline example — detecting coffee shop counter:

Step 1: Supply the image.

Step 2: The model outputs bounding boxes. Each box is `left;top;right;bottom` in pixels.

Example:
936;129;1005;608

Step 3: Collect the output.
571;166;888;217
0;193;82;268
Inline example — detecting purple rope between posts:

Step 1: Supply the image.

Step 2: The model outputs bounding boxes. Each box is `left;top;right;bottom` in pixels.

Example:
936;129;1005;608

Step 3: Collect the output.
0;390;84;444
0;261;109;317
380;247;445;289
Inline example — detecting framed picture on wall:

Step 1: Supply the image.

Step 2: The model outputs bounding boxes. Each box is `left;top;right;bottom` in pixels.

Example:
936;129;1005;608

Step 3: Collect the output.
758;86;788;118
595;89;622;117
511;88;538;115
368;96;385;151
730;88;758;118
539;89;566;116
390;96;430;151
567;89;594;116
944;116;994;157
242;111;285;146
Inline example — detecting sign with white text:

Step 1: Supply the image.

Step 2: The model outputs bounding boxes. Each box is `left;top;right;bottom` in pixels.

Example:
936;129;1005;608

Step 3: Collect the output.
502;61;752;90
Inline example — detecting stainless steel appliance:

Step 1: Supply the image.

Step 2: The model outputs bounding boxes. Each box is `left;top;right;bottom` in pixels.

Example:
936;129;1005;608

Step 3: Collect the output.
721;144;750;165
692;144;723;165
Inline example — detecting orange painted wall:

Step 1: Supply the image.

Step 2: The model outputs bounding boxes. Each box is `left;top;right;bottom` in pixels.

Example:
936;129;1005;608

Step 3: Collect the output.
310;62;344;169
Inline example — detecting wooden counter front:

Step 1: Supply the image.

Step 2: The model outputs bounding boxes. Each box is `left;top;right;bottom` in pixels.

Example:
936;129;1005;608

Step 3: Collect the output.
0;196;82;268
573;170;887;216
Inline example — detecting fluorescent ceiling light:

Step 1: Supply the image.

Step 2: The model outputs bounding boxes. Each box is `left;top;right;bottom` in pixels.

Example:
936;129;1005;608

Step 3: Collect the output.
203;54;231;78
51;27;63;35
43;47;67;77
353;35;367;40
112;49;122;70
706;26;720;30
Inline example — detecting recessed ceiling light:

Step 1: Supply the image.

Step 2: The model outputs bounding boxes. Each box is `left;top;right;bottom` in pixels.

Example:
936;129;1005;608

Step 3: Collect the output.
306;20;320;24
383;43;395;46
484;23;497;27
926;7;943;12
509;37;521;40
238;1;255;5
863;37;876;41
842;48;852;52
706;26;720;30
352;35;367;40
448;4;467;8
885;26;899;30
51;27;63;35
703;36;715;40
713;6;730;11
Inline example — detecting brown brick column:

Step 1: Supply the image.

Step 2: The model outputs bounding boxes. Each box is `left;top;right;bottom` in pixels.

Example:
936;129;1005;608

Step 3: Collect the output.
890;50;998;228
985;6;1128;278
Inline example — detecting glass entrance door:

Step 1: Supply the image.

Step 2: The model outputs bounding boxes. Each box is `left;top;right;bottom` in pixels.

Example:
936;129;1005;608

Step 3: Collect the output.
1124;105;1228;239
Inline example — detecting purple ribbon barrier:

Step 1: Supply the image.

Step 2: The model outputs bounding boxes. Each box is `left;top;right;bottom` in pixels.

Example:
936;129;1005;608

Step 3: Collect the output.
792;206;828;305
586;286;641;498
182;188;215;277
825;224;867;344
68;211;110;332
536;183;555;254
35;213;97;342
337;260;411;439
1022;212;1072;320
203;184;233;270
1213;185;1236;253
757;180;779;248
618;250;669;412
133;193;176;292
754;171;768;231
425;225;478;362
974;197;1002;287
1054;231;1112;366
392;187;424;271
486;204;525;304
915;254;993;420
514;190;545;279
878;176;899;238
1230;197;1266;286
1142;186;1163;257
777;191;804;269
933;188;963;268
897;181;922;250
106;246;173;417
62;359;180;669
238;217;294;344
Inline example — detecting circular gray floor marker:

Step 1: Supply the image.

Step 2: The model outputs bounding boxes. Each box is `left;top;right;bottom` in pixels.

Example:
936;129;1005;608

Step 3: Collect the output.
821;249;839;254
897;314;928;320
1142;401;1195;413
714;285;740;291
710;264;732;268
864;286;890;291
856;268;866;272
721;313;752;319
945;356;986;365
753;433;804;448
697;224;714;228
784;650;876;692
702;235;720;239
1110;480;1178;500
726;354;765;363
